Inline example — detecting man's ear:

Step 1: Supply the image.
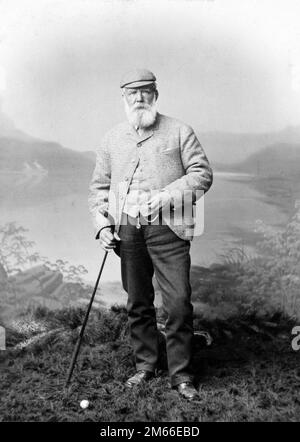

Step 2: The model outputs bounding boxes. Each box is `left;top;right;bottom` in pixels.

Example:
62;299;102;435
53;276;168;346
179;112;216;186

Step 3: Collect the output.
155;90;159;100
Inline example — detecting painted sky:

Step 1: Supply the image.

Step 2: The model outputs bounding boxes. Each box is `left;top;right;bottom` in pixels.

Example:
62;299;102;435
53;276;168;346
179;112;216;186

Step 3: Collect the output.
0;0;300;151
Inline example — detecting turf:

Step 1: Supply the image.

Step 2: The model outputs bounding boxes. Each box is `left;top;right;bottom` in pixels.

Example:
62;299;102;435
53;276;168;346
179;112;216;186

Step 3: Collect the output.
0;305;299;422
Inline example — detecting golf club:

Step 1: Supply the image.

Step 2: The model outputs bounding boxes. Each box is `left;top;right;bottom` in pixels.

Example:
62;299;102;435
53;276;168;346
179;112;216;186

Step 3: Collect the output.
65;249;108;387
65;211;116;387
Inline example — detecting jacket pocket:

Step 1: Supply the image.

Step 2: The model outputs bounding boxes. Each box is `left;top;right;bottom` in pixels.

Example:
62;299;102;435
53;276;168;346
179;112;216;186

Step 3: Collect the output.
159;147;179;154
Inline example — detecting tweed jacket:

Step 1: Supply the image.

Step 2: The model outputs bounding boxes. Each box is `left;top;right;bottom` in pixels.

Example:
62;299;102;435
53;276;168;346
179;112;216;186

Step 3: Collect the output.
88;113;213;241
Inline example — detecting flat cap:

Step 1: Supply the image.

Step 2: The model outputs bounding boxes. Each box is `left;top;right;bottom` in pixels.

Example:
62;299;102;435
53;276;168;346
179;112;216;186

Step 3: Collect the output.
120;68;156;89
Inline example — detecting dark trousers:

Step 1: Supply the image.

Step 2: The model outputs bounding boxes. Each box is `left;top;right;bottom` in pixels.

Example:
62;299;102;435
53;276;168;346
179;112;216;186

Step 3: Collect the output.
118;213;194;387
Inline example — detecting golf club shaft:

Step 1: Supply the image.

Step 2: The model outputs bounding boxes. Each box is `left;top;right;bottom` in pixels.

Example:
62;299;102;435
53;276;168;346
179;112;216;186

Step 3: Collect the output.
65;250;109;387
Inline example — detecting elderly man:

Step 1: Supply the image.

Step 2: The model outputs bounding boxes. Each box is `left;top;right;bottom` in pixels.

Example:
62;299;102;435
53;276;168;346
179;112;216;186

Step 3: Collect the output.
88;69;213;400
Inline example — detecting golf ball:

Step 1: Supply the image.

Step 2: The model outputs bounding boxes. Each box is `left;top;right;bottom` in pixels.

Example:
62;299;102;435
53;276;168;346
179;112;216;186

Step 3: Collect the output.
80;399;89;409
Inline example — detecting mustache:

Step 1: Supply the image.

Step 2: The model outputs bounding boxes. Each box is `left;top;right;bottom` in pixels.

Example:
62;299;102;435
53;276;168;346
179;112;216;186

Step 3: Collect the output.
132;103;151;110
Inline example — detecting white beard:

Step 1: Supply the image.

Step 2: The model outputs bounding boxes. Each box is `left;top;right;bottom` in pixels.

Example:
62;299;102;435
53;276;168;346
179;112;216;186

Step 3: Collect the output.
124;99;157;129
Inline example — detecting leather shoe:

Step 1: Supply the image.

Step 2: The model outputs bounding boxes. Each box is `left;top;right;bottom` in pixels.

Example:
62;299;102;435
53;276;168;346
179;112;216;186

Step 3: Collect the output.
175;382;199;400
125;370;155;388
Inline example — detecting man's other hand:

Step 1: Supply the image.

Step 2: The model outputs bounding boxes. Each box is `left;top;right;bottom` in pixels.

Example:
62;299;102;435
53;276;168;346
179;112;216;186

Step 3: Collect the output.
99;227;121;251
140;191;172;217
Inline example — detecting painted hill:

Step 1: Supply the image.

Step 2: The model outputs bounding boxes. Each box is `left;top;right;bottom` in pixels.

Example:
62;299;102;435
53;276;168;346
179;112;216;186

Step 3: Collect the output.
200;126;300;165
214;143;300;214
215;143;300;177
0;136;95;204
236;143;300;177
0;136;93;175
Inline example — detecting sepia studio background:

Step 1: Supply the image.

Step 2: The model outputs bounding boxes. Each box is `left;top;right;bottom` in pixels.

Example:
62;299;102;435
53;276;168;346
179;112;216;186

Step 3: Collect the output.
1;0;300;313
0;0;300;422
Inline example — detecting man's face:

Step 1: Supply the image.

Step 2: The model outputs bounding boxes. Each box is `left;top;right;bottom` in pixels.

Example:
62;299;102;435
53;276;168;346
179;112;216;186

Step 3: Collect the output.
123;86;157;110
122;85;158;129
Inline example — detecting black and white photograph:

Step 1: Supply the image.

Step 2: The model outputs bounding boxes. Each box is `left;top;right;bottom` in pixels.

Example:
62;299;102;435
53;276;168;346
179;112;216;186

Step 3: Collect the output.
0;0;300;425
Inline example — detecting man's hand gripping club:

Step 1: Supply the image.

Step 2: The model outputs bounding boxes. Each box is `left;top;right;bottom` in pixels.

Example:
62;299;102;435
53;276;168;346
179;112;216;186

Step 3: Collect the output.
98;211;120;252
99;227;120;252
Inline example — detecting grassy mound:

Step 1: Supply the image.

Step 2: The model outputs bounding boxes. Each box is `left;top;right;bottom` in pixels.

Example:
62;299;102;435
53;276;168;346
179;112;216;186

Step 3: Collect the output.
0;305;299;422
